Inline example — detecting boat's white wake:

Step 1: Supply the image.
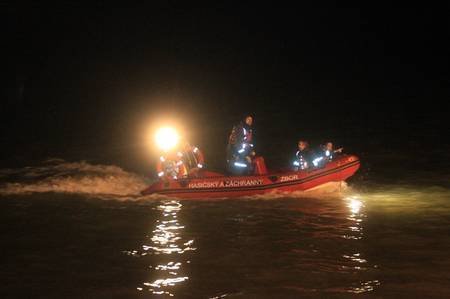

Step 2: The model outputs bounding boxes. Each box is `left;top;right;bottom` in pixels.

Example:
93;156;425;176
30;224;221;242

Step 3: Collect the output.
0;159;149;198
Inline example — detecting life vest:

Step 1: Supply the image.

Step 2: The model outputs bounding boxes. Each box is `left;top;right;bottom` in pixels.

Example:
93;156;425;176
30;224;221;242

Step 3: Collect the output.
312;148;343;167
156;146;205;179
155;152;188;180
294;150;309;170
235;126;254;156
191;146;205;169
180;146;206;171
324;147;343;161
229;123;252;145
243;126;252;143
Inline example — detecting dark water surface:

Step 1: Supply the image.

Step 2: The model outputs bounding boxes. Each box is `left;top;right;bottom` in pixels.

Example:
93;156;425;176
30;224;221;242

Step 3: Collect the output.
1;159;450;298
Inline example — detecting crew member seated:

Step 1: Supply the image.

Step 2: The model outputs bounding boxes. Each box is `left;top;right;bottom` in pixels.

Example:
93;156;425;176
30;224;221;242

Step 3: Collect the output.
156;149;187;180
293;140;312;171
226;115;255;175
156;141;205;180
311;141;344;167
322;142;343;161
179;141;206;177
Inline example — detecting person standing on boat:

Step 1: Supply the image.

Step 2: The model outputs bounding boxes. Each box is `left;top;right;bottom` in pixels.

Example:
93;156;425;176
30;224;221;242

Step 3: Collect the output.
226;115;255;175
293;140;312;170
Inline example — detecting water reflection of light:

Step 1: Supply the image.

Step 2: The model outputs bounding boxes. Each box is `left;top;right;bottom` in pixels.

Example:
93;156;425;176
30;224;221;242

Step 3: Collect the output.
343;253;367;264
350;280;381;293
137;200;196;296
341;195;380;293
348;197;363;214
155;262;181;271
144;277;189;288
343;196;365;240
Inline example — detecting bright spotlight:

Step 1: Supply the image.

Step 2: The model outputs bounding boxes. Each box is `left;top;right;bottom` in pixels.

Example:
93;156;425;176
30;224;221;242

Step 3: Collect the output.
155;127;179;151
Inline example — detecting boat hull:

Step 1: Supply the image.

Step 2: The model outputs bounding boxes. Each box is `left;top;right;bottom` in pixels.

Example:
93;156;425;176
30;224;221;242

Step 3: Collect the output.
141;155;360;199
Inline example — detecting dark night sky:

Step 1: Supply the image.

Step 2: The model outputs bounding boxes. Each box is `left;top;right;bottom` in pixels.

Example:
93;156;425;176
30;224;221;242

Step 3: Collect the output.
1;3;449;170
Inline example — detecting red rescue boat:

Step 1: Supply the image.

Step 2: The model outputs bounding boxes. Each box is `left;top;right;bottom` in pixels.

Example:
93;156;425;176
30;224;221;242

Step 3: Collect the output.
141;154;360;199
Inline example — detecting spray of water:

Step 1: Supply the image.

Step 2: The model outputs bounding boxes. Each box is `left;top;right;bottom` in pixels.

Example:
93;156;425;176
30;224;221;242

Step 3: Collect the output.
0;159;149;197
242;181;350;201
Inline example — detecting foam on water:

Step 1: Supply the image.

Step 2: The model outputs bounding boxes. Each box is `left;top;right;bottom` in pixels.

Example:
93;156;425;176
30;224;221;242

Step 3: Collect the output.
242;181;350;200
0;159;149;197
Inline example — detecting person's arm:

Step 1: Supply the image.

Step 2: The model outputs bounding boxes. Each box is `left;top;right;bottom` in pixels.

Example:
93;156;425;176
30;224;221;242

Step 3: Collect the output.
236;124;245;145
